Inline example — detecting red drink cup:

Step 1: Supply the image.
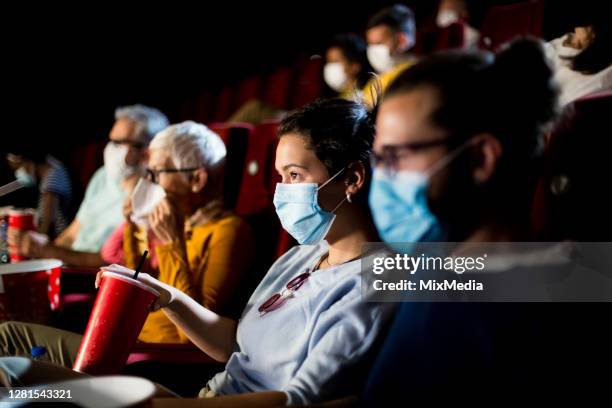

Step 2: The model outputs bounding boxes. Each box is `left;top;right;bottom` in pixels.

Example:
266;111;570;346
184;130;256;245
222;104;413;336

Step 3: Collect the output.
7;209;36;262
73;272;159;375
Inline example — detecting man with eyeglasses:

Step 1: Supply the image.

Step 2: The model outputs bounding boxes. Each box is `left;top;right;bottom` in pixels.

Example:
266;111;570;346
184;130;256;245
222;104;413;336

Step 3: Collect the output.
9;104;168;267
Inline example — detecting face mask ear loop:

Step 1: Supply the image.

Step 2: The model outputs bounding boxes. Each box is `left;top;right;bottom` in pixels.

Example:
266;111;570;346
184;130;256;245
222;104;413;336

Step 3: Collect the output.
423;137;478;179
317;167;347;191
331;195;348;214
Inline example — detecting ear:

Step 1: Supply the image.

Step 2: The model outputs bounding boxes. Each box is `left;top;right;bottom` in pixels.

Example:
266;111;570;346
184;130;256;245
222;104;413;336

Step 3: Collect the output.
142;148;151;164
395;32;414;53
190;168;208;193
344;161;366;197
470;133;502;185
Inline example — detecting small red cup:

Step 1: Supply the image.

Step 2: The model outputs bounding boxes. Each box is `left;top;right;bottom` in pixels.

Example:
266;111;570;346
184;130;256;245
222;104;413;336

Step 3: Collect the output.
73;271;159;375
7;209;36;262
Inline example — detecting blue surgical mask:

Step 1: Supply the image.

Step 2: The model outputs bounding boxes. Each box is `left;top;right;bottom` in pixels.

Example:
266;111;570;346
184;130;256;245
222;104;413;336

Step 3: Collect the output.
15;167;36;188
369;140;473;250
369;169;446;250
274;168;347;245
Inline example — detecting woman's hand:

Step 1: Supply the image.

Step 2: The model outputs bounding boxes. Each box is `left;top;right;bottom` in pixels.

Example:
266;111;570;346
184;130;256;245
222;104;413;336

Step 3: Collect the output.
149;198;183;244
95;264;179;310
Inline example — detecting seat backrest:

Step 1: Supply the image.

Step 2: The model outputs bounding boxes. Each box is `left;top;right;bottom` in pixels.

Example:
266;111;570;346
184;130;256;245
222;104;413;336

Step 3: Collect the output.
414;21;466;56
234;121;279;216
235;76;263;108
208;123;253;210
433;21;466;52
532;90;612;240
191;91;213;124
262;67;294;110
211;87;236;123
289;56;324;109
479;0;544;50
66;139;106;199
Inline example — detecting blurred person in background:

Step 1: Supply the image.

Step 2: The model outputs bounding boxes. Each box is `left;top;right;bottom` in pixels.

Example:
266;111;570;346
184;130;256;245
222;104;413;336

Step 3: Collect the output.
323;33;373;100
545;17;612;105
436;0;480;47
6;149;73;239
8;104;168;267
363;4;418;106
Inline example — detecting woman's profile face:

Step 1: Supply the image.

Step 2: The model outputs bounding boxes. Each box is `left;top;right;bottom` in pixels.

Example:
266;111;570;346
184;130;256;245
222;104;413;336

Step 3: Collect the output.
275;133;347;212
147;148;192;198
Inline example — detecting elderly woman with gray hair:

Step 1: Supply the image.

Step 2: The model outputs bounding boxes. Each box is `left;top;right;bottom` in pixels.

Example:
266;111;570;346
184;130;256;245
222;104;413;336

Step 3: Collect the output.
0;121;256;363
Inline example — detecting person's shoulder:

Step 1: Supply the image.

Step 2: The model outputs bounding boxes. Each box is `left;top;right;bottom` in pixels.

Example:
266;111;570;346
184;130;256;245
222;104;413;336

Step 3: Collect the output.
383;60;414;83
86;167;107;189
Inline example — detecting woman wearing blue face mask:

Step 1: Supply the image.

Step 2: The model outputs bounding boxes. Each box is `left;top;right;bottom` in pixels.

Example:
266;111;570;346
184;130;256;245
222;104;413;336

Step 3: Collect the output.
0;98;395;407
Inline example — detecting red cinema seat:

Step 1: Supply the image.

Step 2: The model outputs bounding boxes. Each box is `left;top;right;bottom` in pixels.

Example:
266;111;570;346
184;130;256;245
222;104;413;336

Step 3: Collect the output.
211;87;236;123
290;56;324;109
532;90;612;241
433;21;466;51
479;0;545;50
262;67;293;110
66;140;105;195
235;121;279;217
192;91;213;124
208;123;254;210
235;76;263;109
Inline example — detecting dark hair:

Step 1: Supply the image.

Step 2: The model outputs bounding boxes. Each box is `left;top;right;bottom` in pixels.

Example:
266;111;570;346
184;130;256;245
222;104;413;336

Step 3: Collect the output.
386;37;558;165
571;22;612;74
328;33;373;89
384;37;559;217
7;146;48;164
366;4;415;39
278;98;375;200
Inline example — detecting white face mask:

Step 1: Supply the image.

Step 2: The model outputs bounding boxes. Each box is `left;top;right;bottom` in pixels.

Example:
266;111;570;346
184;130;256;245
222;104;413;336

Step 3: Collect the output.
367;44;395;74
557;35;583;59
104;142;137;184
545;34;583;69
323;62;349;92
130;178;167;226
436;10;460;28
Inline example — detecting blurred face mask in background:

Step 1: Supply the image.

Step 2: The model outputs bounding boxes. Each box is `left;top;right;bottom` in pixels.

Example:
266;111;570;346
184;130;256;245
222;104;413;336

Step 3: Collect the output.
367;44;395;74
323;62;349;92
104;142;137;183
436;10;460;28
14;167;36;188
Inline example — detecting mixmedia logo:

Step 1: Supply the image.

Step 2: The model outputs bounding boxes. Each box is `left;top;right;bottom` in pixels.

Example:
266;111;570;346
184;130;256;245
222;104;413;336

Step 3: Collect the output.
372;253;488;275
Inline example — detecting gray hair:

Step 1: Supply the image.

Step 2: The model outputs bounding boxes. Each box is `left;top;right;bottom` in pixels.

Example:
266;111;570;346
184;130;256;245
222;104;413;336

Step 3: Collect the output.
114;104;169;144
149;120;226;172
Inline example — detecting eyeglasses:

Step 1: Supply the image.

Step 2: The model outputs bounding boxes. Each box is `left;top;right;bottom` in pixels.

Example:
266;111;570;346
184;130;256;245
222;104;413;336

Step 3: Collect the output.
258;271;311;316
145;167;200;184
370;138;451;173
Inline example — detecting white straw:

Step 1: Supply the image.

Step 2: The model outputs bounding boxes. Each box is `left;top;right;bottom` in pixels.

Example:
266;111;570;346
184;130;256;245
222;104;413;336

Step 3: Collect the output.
0;180;24;198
